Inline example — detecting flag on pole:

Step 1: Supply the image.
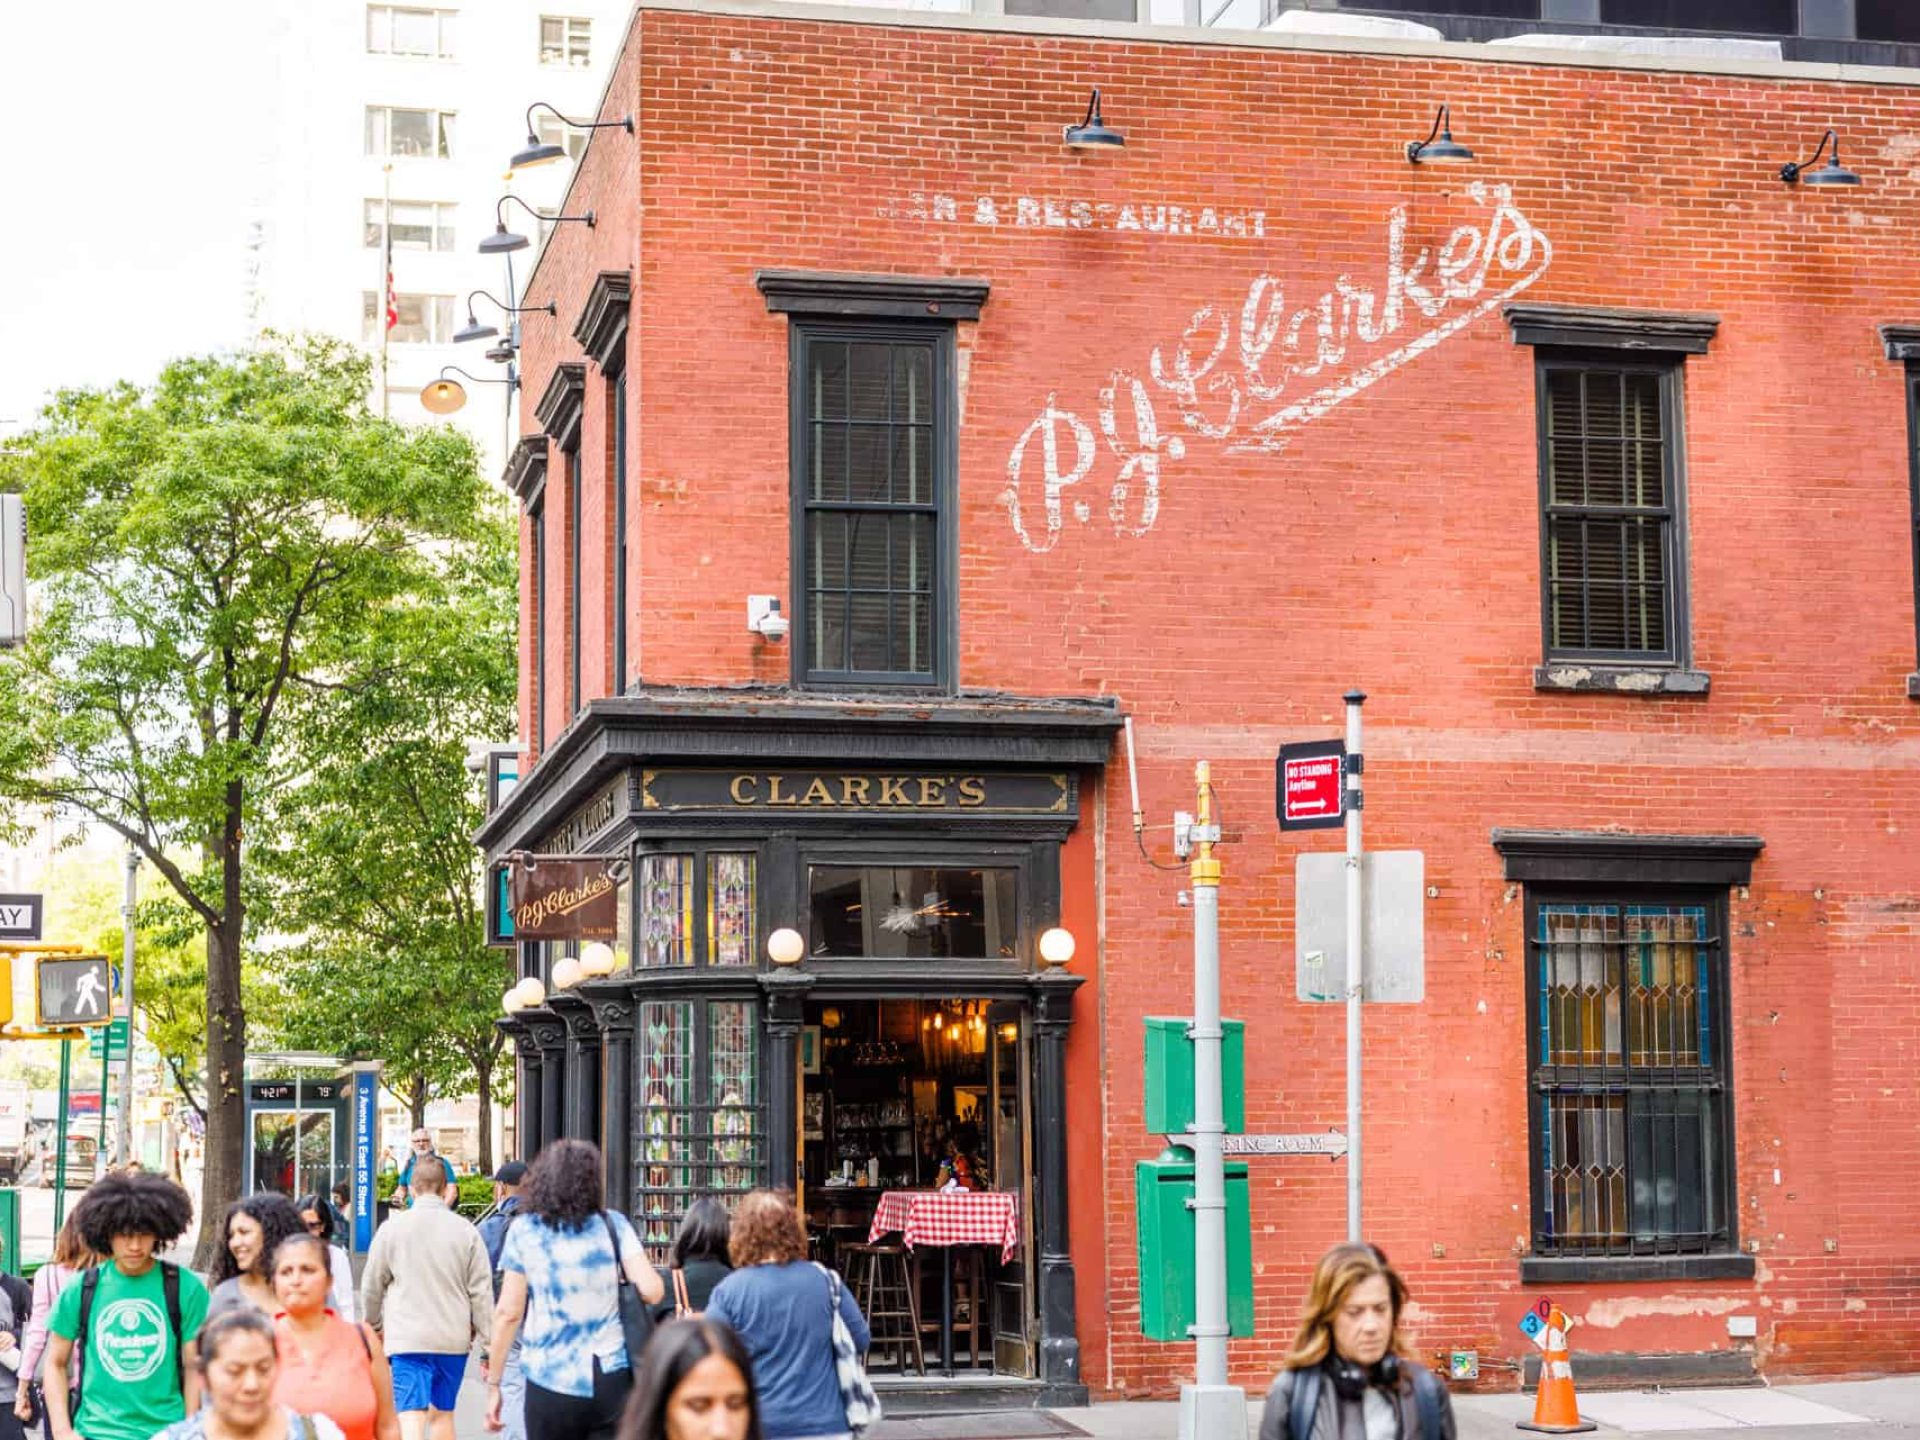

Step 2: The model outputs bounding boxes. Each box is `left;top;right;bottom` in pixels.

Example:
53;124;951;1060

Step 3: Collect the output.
385;267;398;331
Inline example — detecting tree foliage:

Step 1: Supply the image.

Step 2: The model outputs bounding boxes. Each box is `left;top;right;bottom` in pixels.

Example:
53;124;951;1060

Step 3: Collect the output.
0;338;503;1264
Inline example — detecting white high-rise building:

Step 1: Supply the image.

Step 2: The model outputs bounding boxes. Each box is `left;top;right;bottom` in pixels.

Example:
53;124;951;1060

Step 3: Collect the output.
253;0;632;475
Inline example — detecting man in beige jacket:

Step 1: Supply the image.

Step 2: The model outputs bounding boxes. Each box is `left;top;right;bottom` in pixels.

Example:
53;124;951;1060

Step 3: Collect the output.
363;1155;492;1440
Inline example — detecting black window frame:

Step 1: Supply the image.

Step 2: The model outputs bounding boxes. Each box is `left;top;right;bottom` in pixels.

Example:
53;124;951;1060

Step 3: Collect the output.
568;445;582;717
612;365;629;696
787;320;957;692
1907;367;1920;679
531;498;546;752
1534;354;1690;667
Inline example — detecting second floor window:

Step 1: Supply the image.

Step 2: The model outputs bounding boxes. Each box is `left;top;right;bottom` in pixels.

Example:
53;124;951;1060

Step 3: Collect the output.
792;329;948;688
1538;361;1686;664
539;15;591;65
362;292;455;345
363;199;455;252
366;5;456;57
365;106;454;159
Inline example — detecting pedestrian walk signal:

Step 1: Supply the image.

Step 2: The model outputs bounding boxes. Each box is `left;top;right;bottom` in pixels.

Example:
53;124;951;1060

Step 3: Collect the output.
36;955;113;1027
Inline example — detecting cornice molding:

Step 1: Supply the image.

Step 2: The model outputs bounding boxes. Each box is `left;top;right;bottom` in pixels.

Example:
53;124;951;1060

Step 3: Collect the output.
503;435;550;507
756;269;989;322
1504;303;1721;355
534;363;587;452
1492;829;1764;886
1880;324;1920;361
573;271;632;372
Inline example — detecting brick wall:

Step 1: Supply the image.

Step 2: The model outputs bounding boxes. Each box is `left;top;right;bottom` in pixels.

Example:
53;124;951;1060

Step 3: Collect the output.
513;4;1920;1394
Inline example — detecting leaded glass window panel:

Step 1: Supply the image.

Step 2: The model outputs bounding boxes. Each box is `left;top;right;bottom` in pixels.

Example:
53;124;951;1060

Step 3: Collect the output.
708;854;756;967
639;855;692;968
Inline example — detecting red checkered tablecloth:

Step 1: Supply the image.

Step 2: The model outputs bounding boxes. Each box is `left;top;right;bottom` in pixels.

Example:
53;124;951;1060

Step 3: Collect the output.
868;1189;1021;1263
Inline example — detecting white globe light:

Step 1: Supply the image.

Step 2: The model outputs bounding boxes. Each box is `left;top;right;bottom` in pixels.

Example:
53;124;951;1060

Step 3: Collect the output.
766;927;806;966
1038;927;1076;966
551;955;584;990
515;976;547;1008
579;941;616;977
502;988;523;1015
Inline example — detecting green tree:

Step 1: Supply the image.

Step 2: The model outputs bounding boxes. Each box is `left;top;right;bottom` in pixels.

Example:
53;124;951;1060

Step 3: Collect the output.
264;521;518;1172
0;339;499;1265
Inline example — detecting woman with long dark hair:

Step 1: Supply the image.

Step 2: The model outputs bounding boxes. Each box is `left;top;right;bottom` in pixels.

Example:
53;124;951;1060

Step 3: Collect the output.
209;1194;309;1315
618;1320;761;1440
653;1200;733;1323
483;1139;665;1440
1257;1242;1455;1440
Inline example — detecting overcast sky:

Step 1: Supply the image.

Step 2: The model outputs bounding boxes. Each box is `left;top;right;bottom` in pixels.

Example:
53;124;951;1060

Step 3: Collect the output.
0;0;274;435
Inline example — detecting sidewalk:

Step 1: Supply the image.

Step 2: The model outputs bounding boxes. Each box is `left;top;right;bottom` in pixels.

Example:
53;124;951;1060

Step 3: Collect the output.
454;1372;1920;1440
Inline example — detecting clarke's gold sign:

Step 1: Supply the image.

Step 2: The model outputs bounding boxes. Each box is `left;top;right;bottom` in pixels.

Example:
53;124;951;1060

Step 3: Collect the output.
641;768;1071;815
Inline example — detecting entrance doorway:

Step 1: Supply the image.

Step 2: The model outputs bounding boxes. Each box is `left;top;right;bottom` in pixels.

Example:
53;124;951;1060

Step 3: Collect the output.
800;996;1035;1379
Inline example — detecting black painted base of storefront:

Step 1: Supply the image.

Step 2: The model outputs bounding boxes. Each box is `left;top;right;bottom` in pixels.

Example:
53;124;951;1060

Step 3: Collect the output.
874;1376;1090;1415
1519;1350;1760;1390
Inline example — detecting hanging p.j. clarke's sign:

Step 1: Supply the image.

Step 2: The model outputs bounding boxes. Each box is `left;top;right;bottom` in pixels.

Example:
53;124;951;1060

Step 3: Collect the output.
507;856;622;940
641;768;1072;815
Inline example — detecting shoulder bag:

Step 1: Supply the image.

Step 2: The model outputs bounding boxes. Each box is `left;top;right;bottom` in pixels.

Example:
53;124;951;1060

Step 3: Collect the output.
813;1262;880;1436
600;1212;656;1366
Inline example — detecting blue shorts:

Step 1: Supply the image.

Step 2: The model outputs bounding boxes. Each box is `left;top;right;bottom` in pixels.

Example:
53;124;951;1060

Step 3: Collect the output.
390;1351;468;1412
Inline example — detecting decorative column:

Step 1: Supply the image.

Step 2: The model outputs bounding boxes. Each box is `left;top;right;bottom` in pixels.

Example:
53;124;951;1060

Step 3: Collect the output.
525;1017;566;1155
499;1017;535;1163
552;995;601;1142
1031;966;1087;1403
587;990;635;1213
759;969;814;1195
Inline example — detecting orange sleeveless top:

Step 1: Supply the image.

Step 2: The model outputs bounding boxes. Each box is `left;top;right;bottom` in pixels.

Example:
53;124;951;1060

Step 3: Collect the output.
274;1313;378;1440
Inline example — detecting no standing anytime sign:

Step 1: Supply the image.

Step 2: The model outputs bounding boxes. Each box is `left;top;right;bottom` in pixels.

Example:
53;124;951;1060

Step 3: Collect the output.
1276;740;1345;831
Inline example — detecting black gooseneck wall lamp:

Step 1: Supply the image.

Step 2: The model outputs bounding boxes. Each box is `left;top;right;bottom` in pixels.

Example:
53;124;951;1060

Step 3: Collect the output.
454;290;556;344
1780;128;1861;187
511;102;635;169
1063;89;1125;149
1407;104;1474;164
478;194;596;255
421;365;518;417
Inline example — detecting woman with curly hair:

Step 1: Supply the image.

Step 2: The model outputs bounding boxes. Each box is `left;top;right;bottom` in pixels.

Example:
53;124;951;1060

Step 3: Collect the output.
210;1194;309;1316
43;1170;210;1440
483;1139;665;1440
617;1318;762;1440
705;1191;868;1440
1257;1242;1454;1440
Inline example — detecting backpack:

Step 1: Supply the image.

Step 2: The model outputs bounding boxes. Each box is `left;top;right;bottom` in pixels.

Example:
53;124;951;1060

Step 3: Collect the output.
480;1207;522;1300
1289;1361;1443;1440
70;1263;184;1418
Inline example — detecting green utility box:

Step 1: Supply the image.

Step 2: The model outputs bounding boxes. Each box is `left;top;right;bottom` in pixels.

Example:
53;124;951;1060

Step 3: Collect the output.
1135;1151;1255;1341
1143;1016;1246;1137
0;1190;17;1276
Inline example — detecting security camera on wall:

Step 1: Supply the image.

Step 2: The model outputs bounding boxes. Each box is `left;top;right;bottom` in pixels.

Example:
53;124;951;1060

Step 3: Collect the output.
747;594;789;642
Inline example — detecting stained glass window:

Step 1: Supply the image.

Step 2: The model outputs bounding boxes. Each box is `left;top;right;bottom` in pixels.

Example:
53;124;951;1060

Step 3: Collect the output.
708;855;756;967
636;1001;694;1249
639;855;692;968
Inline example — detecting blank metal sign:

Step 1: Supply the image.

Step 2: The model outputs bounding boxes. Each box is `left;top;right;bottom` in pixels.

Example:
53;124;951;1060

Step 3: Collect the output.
1295;851;1425;1003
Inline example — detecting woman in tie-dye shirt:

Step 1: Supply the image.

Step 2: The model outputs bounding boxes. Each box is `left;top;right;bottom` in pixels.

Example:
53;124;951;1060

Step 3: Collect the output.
485;1140;665;1440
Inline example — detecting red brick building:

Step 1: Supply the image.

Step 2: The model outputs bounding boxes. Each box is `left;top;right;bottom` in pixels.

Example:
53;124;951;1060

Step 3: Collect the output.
477;1;1920;1407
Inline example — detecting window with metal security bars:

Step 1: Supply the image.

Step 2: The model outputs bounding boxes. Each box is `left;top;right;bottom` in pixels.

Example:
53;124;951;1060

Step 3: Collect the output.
1527;897;1733;1258
634;998;765;1255
793;329;948;687
1539;362;1685;663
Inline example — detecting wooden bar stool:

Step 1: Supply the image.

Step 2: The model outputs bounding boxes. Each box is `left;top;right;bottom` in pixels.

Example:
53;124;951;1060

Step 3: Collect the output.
842;1240;924;1376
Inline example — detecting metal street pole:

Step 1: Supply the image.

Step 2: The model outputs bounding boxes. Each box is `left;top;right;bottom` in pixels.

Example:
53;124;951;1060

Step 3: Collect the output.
1178;761;1246;1440
52;1040;70;1232
1343;690;1366;1241
120;846;136;1169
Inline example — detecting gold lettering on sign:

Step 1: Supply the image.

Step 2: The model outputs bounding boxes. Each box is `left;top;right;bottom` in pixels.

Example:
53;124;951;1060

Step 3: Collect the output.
840;777;872;806
918;778;947;805
958;777;987;807
803;777;835;806
730;775;758;804
767;775;795;806
878;777;911;806
514;870;616;929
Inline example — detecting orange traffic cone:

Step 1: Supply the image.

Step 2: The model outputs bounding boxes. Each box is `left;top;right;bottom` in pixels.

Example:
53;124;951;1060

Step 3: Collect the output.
1518;1306;1595;1434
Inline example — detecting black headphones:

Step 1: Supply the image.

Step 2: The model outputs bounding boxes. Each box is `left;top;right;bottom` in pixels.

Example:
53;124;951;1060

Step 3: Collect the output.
1326;1353;1401;1400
